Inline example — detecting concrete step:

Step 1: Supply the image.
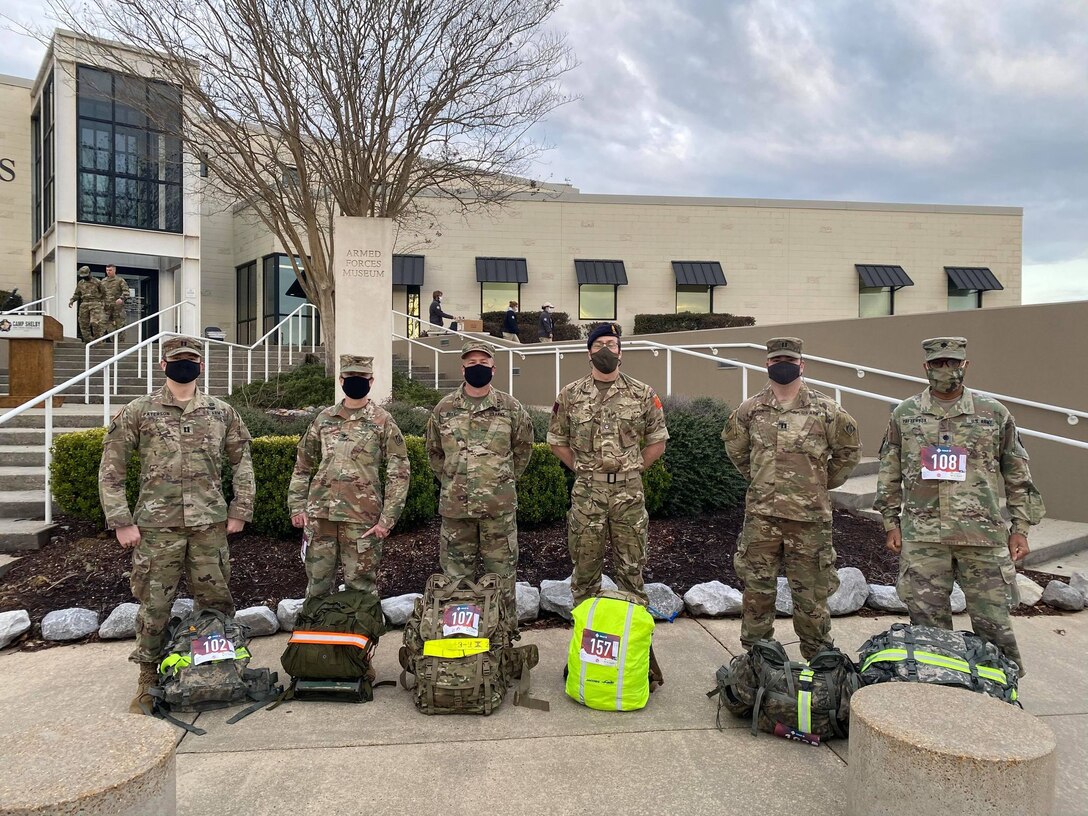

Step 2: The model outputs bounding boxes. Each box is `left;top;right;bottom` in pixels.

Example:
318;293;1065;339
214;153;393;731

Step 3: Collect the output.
0;491;55;520
830;473;879;512
0;520;56;554
0;426;99;445
2;412;108;429
0;553;21;579
0;445;49;466
852;457;880;478
1020;518;1088;567
0;467;45;491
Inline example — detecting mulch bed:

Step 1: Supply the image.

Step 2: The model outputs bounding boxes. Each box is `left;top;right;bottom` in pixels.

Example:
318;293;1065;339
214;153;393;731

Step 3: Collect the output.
0;509;1068;651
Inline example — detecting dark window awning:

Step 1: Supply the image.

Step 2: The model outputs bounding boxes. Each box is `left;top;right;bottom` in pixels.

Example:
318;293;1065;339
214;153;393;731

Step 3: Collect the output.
672;261;727;287
475;257;528;283
393;255;424;287
575;259;628;285
945;267;1004;291
856;264;914;289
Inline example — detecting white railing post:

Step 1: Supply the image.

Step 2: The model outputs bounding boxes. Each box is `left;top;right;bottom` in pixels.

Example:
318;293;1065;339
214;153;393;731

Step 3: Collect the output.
835;387;842;405
310;306;316;352
146;342;153;393
228;346;233;394
742;367;749;402
666;348;673;397
555;348;561;396
508;352;515;397
204;341;211;392
103;364;111;426
44;397;53;523
136;321;143;380
264;344;269;381
247;349;253;385
277;328;282;373
84;343;90;404
434;349;439;390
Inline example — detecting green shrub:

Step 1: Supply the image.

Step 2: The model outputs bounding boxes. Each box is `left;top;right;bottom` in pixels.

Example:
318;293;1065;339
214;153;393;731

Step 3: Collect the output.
235;406;316;439
526;406;552;443
658;395;746;516
397;436;440;529
633;313;756;334
51;427;136;526
384;400;433;438
643;459;672;517
391;371;442;408
248;436;299;537
482;310;580;343
227;362;333;410
516;444;569;527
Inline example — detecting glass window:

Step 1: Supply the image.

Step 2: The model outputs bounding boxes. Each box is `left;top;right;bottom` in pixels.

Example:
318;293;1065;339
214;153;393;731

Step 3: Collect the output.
236;261;257;344
579;284;617;320
262;254;319;345
406;286;421;339
42;74;54;231
481;282;520;314
31;109;41;242
947;280;981;311
676;284;711;314
859;286;893;317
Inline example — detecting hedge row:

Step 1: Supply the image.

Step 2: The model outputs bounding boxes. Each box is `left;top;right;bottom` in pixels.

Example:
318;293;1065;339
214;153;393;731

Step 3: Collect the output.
633;313;756;334
481;310;581;343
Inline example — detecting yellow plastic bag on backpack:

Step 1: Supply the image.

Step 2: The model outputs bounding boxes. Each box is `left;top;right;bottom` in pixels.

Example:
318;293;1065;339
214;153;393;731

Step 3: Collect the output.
566;594;655;711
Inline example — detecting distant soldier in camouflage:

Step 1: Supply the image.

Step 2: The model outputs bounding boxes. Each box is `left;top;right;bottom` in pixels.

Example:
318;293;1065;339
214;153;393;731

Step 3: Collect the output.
99;336;255;712
548;323;669;606
425;341;534;625
288;355;410;603
874;336;1044;672
68;265;105;342
723;337;861;660
100;264;131;340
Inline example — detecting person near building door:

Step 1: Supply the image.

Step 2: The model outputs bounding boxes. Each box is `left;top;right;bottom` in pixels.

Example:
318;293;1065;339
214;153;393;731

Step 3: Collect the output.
68;266;105;342
100;264;131;341
429;290;456;331
502;300;520;343
538;303;555;342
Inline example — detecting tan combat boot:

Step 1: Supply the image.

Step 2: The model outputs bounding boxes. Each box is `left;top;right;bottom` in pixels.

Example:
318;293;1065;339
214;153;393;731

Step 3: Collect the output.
129;663;159;714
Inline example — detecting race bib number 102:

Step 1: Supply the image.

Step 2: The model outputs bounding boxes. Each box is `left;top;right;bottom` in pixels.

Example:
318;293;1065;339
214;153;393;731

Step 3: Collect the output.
580;629;621;666
921;445;968;481
192;633;236;665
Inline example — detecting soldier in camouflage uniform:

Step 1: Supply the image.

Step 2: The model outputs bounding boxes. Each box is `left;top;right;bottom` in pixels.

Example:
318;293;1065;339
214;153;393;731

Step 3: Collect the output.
874;337;1044;672
68;265;105;342
288;355;410;602
99;336;255;712
723;337;861;660
100;264;131;340
425;341;534;626
548;323;669;606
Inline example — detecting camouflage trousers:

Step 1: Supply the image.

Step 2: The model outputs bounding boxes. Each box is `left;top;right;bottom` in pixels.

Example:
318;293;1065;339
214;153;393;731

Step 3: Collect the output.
897;540;1024;673
103;301;127;339
439;511;518;626
734;514;838;660
129;523;234;664
568;475;649;607
305;517;381;601
77;302;104;342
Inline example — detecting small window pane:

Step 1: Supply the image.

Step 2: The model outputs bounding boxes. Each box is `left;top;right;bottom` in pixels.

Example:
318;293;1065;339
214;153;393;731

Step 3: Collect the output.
859;286;892;317
948;287;979;311
676;284;711;314
481;282;520;314
579;284;616;320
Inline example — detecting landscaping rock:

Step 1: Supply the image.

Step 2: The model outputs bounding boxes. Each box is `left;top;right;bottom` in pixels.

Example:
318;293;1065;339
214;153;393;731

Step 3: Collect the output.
776;577;793;616
41;608;99;641
1042;580;1085;611
1015;574;1044;607
646;582;684;621
950;583;967;614
170;598;194;619
516;582;540;623
276;599;304;632
0;610;30;649
381;593;421;627
236;605;279;636
828;567;869;616
98;603;140;640
539;578;574;620
867;585;908;613
1069;572;1088;603
683;581;743;617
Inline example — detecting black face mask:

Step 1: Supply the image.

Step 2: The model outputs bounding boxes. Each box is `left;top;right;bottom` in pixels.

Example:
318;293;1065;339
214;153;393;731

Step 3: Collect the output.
342;376;371;399
165;359;201;384
591;347;620;374
464;364;494;388
768;361;801;385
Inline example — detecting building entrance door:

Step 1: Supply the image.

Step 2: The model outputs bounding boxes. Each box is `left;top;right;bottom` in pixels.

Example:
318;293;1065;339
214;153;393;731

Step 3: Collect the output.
88;264;159;338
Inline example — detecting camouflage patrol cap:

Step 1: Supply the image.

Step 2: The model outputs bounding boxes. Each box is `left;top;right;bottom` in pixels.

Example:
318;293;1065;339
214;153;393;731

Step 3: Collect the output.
162;336;203;360
77;265;91;276
461;340;495;359
766;337;803;360
922;337;967;362
340;355;374;375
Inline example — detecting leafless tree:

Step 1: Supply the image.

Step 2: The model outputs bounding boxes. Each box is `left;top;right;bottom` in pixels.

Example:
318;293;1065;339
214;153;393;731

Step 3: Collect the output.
47;0;574;369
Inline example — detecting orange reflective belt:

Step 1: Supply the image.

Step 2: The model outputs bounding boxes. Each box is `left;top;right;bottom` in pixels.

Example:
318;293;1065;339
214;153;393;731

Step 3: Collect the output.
289;630;371;650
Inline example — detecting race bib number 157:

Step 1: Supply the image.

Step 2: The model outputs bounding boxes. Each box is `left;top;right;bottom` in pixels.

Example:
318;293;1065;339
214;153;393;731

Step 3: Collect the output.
921;445;968;481
580;629;621;666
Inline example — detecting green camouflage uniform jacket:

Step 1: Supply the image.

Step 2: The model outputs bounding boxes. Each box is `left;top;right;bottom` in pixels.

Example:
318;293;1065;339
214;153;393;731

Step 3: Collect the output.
99;386;255;529
425;384;534;518
68;277;104;306
874;387;1045;545
100;275;130;304
287;400;410;529
546;373;670;474
722;383;861;522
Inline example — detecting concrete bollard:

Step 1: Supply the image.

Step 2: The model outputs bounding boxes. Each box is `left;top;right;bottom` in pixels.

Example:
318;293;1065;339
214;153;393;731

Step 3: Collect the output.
0;713;176;816
847;683;1056;816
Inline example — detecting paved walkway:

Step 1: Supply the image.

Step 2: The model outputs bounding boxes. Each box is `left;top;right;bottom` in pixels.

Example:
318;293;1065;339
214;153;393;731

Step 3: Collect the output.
2;613;1085;815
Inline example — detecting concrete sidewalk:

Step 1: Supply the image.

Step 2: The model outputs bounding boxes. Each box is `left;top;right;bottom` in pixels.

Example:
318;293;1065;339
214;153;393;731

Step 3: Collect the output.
2;614;1086;816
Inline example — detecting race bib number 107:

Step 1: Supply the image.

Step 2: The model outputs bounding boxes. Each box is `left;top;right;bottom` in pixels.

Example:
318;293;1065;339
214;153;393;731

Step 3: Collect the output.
580;629;621;666
921;445;968;481
442;603;482;637
192;633;236;665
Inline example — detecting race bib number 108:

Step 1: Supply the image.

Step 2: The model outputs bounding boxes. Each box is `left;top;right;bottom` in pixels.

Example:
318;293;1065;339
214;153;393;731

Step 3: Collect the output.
921;445;968;481
192;633;236;665
580;629;621;666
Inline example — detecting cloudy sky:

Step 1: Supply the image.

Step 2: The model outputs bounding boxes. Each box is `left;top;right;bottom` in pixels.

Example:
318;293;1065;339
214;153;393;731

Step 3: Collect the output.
2;0;1085;303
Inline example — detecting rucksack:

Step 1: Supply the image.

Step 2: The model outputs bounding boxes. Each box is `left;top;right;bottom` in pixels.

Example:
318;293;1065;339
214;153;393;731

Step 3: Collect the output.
709;640;860;740
279;590;387;703
151;609;279;734
566;592;657;711
399;573;548;715
856;623;1020;705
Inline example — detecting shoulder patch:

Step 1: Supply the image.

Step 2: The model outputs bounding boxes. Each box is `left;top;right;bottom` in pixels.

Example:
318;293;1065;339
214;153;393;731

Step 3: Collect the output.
552;400;560;415
652;393;662;410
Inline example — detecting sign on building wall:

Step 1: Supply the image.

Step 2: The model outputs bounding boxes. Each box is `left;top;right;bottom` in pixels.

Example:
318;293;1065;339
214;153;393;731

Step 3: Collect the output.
0;158;14;182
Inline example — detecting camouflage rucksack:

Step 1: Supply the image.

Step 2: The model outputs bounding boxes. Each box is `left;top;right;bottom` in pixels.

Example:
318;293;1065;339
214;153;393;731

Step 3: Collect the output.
857;623;1020;704
709;639;860;740
399;573;548;715
152;610;279;734
279;590;387;703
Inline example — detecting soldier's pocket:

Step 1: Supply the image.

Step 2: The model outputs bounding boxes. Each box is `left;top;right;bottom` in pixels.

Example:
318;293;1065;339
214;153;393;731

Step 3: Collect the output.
1001;560;1020;608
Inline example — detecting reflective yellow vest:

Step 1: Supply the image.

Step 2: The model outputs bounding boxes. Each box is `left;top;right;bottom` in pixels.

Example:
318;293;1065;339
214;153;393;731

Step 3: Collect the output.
566;595;654;711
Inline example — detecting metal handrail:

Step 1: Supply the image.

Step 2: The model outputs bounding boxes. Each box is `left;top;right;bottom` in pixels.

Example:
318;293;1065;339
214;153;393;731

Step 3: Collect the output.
2;295;55;315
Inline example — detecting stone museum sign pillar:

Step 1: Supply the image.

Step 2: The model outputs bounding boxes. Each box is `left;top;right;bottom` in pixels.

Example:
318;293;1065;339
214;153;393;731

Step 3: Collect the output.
333;216;393;404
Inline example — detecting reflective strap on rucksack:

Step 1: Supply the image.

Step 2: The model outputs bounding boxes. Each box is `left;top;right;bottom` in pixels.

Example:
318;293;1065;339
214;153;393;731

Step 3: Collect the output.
160;646;251;674
796;668;815;734
289;630;371;650
422;637;490;659
860;647;1013;692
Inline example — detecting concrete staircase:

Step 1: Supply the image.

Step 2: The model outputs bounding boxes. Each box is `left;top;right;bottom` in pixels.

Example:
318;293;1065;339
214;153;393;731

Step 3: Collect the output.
392;353;461;393
831;458;1088;568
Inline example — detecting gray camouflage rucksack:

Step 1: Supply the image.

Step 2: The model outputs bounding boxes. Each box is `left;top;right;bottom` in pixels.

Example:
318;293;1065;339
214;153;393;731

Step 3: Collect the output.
709;639;860;740
151;609;279;734
399;573;548;715
856;623;1020;704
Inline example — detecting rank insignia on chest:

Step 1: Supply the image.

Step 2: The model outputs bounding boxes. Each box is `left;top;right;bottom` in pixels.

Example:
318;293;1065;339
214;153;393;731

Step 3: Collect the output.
182;424;193;435
778;421;788;430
